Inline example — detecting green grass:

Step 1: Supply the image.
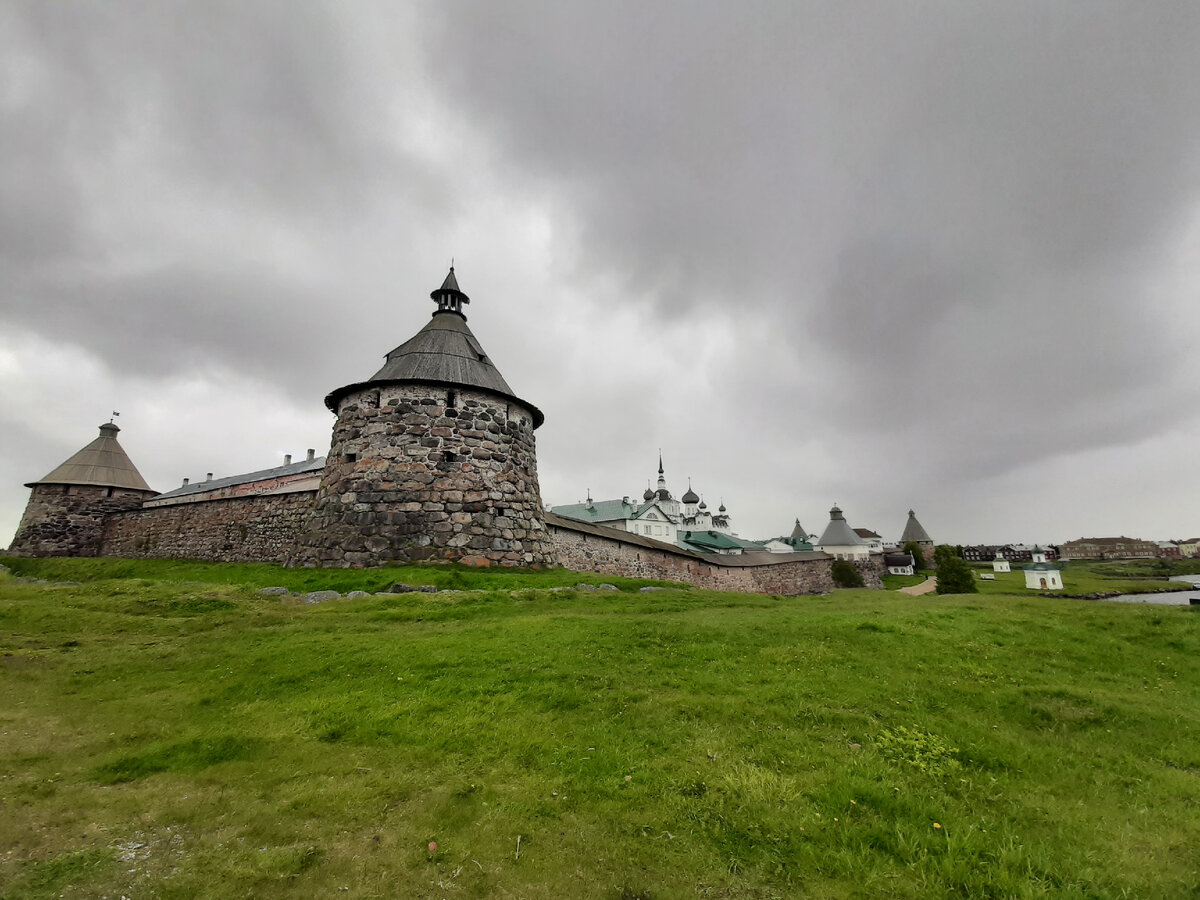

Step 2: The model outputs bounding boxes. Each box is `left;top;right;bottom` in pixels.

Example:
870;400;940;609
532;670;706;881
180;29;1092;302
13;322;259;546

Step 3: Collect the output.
968;561;1183;596
881;573;927;590
2;562;1199;898
1;555;684;593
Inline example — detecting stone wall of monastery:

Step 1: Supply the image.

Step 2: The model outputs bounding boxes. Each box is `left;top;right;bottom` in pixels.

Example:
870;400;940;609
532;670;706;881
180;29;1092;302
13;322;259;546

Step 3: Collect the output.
13;478;885;596
547;520;883;594
8;485;156;557
100;491;316;563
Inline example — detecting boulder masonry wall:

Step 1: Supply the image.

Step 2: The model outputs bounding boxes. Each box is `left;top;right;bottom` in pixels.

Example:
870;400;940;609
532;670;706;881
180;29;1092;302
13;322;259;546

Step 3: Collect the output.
292;385;556;568
101;491;316;563
547;514;884;594
10;485;155;557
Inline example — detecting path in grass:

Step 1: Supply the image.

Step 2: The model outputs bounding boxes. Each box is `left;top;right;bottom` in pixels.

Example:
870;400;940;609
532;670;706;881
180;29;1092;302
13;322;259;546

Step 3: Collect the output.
899;576;937;595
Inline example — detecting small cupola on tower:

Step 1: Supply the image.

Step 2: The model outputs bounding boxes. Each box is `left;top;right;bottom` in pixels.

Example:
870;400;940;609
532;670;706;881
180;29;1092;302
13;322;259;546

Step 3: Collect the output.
654;452;672;500
430;266;470;317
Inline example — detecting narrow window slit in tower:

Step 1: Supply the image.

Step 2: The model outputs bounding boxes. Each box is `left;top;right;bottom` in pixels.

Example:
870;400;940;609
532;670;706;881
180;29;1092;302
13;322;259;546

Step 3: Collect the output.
447;390;457;408
345;452;357;463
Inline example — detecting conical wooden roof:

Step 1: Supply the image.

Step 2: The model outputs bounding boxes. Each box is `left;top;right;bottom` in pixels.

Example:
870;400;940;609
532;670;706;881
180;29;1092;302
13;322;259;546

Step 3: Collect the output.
27;423;154;491
324;270;543;426
900;509;932;543
816;505;865;547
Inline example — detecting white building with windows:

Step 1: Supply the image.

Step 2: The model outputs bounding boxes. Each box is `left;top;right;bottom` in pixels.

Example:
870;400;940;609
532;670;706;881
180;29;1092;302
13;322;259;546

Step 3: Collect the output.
815;504;871;561
1023;546;1062;590
548;496;679;543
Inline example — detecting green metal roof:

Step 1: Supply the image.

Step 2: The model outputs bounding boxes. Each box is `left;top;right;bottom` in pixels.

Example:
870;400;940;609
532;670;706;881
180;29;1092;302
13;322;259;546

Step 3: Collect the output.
772;535;815;551
677;530;766;552
550;498;670;524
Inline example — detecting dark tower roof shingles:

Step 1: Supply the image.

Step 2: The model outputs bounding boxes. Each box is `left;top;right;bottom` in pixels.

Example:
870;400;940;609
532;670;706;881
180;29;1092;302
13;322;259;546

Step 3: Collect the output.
323;269;543;426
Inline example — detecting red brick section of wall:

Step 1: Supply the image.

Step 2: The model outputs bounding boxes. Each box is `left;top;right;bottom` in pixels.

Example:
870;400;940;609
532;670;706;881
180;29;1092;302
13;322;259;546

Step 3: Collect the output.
8;485;156;557
101;491;316;563
546;513;883;594
143;471;320;507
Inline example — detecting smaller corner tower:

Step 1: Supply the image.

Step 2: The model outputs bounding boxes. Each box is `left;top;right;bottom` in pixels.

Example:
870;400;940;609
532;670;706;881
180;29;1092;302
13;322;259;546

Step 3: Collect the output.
8;423;158;557
899;509;934;567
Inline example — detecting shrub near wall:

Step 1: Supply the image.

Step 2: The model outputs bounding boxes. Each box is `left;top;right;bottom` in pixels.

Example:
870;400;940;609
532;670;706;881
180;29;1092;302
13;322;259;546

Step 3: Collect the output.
101;492;316;564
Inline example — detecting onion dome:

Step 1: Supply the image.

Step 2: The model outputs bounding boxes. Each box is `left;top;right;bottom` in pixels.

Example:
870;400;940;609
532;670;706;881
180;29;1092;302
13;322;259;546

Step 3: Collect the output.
323;267;543;427
718;501;727;513
643;483;654;501
681;479;700;505
698;499;707;510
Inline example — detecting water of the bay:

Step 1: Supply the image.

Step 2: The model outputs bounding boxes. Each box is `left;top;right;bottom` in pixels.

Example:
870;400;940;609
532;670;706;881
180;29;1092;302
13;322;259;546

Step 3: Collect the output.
1101;574;1200;606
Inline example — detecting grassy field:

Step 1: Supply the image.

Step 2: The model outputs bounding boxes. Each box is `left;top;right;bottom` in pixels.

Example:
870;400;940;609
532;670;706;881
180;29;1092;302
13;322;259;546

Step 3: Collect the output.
2;558;1199;898
966;561;1187;597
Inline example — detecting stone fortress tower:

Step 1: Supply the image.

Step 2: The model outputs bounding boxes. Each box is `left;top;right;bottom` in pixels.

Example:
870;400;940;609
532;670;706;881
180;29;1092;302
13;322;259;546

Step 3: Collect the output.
899;509;934;567
8;422;158;557
292;268;557;567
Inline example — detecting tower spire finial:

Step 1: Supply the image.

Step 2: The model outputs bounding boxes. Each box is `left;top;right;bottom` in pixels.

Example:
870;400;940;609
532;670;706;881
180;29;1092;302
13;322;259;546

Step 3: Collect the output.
430;266;470;318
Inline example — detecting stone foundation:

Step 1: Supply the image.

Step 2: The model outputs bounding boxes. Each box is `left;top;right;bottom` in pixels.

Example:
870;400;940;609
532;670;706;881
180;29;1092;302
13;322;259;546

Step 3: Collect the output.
293;385;556;568
8;485;156;557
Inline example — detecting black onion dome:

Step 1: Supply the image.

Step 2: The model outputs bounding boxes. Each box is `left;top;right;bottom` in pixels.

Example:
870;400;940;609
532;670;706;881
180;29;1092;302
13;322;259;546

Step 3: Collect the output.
643;487;654;501
682;486;700;504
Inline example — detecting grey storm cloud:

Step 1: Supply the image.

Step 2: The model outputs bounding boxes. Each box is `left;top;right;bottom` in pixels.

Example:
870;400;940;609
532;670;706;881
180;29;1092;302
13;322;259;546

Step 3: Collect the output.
416;0;1200;470
3;0;1200;546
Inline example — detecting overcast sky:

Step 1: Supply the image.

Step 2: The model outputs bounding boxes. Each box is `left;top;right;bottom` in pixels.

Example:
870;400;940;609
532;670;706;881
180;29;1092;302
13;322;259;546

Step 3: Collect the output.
4;1;1200;549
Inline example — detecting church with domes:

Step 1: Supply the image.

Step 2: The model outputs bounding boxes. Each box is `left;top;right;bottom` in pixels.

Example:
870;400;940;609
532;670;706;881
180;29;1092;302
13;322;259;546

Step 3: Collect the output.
637;454;732;532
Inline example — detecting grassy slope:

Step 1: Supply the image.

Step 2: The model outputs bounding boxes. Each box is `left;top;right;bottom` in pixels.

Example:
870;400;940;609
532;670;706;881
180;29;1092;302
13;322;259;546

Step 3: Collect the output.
967;562;1185;596
1;561;1198;898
